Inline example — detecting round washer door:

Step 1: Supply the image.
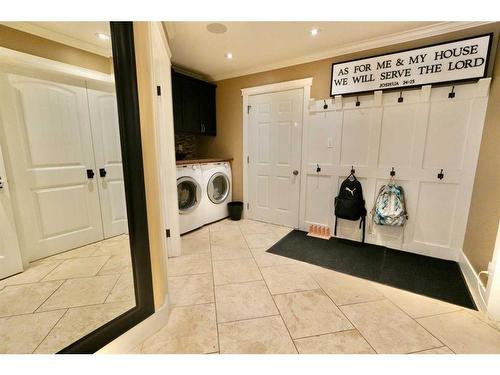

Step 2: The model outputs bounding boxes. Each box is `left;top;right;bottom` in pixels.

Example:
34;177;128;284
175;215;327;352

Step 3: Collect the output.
207;172;230;204
177;176;201;213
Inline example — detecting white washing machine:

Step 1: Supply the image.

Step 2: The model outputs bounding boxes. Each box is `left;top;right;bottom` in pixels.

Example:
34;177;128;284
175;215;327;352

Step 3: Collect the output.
176;164;206;234
201;161;232;224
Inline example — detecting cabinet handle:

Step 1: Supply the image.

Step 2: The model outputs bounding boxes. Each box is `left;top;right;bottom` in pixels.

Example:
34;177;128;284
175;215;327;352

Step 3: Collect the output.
201;123;205;133
86;169;95;179
0;175;4;189
99;168;107;178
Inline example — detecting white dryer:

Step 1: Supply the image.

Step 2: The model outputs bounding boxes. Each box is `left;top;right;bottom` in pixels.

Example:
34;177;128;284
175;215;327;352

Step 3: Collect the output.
201;161;232;224
176;164;206;234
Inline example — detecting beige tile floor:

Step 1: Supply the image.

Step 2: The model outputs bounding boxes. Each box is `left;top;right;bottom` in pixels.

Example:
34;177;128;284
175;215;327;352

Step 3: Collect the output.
0;235;135;354
137;218;500;354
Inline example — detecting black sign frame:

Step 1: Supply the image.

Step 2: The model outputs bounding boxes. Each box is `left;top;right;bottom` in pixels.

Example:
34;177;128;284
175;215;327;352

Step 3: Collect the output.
330;33;494;97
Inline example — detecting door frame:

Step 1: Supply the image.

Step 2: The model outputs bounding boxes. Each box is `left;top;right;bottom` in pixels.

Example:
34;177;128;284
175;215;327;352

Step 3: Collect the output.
241;77;312;225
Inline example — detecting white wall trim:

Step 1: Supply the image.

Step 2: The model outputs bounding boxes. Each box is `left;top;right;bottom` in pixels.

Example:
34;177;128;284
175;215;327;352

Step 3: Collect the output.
241;77;313;97
0;22;112;58
242;77;313;222
0;46;114;85
212;21;494;82
96;300;171;354
459;250;487;311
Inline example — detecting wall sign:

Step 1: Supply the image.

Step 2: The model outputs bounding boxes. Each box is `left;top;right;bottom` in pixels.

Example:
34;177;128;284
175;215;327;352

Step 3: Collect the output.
330;34;492;96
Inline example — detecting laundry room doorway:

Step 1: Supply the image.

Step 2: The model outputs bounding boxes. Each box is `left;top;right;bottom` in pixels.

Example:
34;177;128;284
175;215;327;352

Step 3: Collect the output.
243;78;312;228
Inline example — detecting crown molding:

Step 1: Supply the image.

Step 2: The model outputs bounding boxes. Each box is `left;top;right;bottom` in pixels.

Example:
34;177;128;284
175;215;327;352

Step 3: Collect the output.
210;21;495;81
0;46;114;85
1;22;112;58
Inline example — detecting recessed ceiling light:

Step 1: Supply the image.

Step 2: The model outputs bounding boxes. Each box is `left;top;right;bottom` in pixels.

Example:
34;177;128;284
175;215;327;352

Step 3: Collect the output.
225;52;233;60
95;32;110;41
310;28;320;36
207;23;228;34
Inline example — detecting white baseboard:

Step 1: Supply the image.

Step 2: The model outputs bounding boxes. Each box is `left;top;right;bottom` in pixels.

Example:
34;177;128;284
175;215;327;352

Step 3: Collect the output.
459;251;487;311
96;298;171;354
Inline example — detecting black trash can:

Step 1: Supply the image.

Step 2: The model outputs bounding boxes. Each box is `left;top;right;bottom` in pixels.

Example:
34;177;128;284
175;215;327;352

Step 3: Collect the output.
228;201;243;221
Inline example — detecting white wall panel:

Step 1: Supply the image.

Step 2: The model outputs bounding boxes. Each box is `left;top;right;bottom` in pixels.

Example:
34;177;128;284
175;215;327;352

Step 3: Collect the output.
340;109;372;167
301;79;491;261
423;99;470;170
378;104;417;169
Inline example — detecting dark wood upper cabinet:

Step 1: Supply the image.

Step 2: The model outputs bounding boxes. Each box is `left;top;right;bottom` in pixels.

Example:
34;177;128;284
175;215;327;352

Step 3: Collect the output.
171;69;216;136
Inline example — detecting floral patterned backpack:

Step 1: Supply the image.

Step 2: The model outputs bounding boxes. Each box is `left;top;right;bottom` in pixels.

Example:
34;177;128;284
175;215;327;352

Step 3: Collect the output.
371;179;408;226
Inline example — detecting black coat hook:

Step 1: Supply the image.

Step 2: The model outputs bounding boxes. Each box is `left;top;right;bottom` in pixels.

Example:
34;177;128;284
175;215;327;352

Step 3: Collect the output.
316;164;321;173
398;91;404;103
355;96;360;107
437;169;444;180
323;100;328;109
350;166;355;174
390;167;396;177
448;86;456;99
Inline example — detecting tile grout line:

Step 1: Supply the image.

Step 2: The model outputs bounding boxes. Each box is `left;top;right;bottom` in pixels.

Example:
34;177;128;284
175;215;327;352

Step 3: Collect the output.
239;222;300;354
407;345;456;354
31;308;70;354
311;274;380;354
383;297;446;352
208;225;221;354
218;313;282;326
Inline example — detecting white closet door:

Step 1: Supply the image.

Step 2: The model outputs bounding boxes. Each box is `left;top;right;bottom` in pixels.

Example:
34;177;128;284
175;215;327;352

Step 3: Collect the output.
0;74;103;261
0;143;23;279
87;89;128;238
248;89;303;227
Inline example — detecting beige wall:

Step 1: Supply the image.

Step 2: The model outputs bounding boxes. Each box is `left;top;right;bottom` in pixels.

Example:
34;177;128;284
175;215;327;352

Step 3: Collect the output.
463;43;500;276
0;25;112;74
197;23;500;274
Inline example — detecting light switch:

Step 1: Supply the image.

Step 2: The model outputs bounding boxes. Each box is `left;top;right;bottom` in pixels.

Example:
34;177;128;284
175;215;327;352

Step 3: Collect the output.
327;137;333;148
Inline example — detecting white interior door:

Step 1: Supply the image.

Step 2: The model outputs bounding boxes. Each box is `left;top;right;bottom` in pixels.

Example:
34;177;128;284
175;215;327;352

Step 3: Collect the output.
248;88;303;227
0;143;23;279
87;89;128;238
0;73;103;261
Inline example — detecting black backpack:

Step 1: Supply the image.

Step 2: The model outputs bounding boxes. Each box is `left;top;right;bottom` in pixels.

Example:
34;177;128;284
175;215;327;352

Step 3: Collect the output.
334;175;367;242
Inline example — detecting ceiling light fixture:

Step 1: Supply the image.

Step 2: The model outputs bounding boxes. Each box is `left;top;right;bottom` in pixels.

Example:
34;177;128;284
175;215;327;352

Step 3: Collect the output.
310;28;320;36
95;32;110;41
225;52;233;60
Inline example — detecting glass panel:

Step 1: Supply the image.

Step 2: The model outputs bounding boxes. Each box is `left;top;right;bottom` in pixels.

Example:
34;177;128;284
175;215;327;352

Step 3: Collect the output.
211;175;228;202
178;180;197;210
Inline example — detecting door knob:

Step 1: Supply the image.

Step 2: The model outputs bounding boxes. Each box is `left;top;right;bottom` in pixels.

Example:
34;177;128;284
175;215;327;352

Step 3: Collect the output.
292;170;299;176
86;169;95;179
99;168;107;178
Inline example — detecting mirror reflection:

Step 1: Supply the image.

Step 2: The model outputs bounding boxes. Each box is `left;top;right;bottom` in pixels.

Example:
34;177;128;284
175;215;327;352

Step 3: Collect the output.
0;22;135;353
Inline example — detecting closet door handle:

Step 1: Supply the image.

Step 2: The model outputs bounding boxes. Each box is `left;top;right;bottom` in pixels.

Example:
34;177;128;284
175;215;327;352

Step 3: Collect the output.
86;169;95;179
0;175;4;189
99;168;107;178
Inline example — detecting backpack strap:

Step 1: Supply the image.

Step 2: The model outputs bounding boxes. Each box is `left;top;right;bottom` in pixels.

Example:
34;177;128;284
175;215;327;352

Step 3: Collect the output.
334;215;338;236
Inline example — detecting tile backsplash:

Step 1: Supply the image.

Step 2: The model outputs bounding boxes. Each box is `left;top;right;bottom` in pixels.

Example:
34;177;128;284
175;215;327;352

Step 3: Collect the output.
175;134;197;159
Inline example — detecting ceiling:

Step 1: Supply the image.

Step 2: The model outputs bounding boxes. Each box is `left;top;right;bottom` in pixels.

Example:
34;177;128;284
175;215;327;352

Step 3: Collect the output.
2;21;492;80
165;21;489;81
2;22;112;57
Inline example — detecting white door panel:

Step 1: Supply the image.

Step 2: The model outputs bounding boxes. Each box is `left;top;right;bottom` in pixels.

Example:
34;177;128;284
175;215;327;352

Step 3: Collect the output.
0;74;103;261
0;144;23;279
87;89;128;238
249;89;303;227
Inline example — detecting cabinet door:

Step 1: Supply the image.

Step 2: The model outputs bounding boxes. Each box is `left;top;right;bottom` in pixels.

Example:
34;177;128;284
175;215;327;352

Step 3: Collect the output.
171;70;184;133
199;83;216;136
181;77;201;134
